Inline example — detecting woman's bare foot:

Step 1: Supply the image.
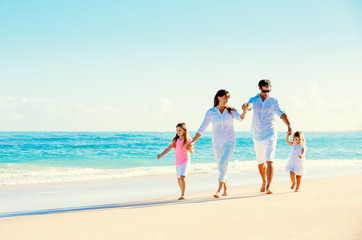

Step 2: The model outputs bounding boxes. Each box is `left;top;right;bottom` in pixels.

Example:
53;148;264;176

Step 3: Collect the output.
213;192;222;198
266;186;273;194
291;183;295;190
260;182;266;192
178;196;186;200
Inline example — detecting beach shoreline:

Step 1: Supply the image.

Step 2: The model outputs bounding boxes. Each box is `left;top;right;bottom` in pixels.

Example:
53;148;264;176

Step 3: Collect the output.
0;174;361;240
2;166;362;215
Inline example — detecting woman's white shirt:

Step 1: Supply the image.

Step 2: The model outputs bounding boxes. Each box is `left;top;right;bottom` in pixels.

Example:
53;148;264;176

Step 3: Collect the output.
197;107;242;148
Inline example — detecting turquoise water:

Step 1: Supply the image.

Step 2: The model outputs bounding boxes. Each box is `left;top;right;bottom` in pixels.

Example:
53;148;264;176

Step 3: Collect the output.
0;131;361;184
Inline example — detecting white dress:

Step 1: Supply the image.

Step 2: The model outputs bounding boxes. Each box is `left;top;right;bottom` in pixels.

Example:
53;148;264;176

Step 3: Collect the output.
285;143;306;176
196;107;242;182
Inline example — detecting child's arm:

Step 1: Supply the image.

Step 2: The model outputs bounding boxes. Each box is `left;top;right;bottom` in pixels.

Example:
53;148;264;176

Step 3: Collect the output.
286;133;293;146
298;147;306;159
157;144;173;159
189;144;194;154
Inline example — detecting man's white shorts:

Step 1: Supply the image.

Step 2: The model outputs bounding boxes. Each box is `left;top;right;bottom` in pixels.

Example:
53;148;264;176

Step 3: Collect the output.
253;135;277;164
176;163;188;178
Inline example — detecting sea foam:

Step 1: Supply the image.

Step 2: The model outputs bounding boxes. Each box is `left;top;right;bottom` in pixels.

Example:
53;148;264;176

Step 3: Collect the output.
1;159;361;185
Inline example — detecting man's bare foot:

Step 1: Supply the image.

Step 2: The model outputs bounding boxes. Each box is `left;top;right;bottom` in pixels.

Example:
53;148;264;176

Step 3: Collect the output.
178;196;186;200
290;183;295;190
260;182;266;192
213;192;222;198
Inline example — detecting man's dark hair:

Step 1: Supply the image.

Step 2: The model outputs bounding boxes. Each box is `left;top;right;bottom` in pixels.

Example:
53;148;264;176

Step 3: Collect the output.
258;79;271;89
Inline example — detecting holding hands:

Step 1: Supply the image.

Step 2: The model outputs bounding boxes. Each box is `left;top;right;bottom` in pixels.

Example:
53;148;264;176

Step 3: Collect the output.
186;141;194;151
186;133;201;151
241;103;250;112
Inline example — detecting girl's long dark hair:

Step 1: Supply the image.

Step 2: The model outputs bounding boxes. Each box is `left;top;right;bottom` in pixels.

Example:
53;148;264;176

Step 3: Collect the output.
213;89;235;115
172;123;189;147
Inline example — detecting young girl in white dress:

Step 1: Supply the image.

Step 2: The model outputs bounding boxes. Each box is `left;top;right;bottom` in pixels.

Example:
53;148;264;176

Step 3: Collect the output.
285;131;307;192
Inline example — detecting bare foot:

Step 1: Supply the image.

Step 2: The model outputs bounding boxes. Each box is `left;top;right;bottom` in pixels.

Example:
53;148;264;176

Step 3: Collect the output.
295;189;299;192
290;183;295;190
178;196;186;200
222;191;228;196
213;192;222;198
260;182;266;192
266;187;273;194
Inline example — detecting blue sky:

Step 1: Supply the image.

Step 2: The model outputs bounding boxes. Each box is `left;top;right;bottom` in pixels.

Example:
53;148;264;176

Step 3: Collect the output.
0;0;361;131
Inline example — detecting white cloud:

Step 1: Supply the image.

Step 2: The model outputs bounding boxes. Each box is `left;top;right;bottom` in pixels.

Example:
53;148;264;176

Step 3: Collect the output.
284;83;362;131
160;97;173;113
1;89;361;131
0;96;124;131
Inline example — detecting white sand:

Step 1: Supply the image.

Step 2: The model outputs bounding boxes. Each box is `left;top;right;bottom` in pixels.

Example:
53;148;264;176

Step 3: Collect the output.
0;174;361;240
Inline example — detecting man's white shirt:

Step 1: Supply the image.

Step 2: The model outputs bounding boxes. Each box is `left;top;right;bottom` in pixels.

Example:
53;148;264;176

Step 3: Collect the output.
247;94;285;141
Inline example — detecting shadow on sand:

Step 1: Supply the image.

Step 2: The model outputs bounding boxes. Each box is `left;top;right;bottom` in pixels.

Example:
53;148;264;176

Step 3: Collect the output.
0;191;292;219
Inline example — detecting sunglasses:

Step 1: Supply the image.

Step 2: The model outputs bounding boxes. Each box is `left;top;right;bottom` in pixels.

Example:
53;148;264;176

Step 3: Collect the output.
261;89;271;93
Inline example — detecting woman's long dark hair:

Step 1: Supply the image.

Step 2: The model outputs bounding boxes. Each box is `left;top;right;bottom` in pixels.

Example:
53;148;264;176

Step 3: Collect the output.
213;89;235;115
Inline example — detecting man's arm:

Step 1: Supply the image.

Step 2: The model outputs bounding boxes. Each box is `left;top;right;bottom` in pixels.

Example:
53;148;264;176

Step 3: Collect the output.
280;113;292;135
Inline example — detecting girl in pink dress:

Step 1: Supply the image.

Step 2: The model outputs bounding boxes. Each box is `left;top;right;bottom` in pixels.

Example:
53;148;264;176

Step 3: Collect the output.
158;123;194;200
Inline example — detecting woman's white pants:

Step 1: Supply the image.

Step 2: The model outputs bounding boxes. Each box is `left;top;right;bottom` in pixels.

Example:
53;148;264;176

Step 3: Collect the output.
213;144;235;182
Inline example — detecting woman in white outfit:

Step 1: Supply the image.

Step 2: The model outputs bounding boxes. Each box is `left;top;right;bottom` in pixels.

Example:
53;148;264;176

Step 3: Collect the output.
187;90;247;198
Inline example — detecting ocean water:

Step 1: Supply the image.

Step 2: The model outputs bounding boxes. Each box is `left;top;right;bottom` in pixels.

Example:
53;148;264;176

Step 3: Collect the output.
0;131;361;185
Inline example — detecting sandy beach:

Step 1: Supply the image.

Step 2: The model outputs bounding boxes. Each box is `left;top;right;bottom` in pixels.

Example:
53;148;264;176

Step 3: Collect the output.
0;174;361;240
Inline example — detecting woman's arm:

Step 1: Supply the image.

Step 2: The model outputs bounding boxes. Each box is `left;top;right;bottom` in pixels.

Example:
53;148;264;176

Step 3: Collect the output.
242;103;251;111
240;109;247;120
186;110;211;150
196;110;212;135
157;144;173;159
187;138;195;154
242;96;255;111
286;133;293;146
230;108;246;121
186;133;201;150
189;145;194;154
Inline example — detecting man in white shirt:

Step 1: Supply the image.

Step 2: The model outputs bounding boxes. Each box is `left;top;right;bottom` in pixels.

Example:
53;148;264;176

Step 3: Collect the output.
242;79;292;194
